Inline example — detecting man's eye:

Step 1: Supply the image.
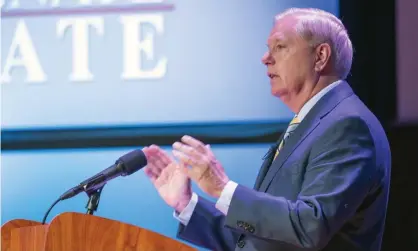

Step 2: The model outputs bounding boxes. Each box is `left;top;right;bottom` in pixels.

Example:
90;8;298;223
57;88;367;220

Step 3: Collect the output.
276;44;285;49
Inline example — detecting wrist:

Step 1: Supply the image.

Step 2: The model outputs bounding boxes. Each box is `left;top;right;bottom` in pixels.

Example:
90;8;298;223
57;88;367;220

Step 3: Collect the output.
175;194;192;213
214;179;229;198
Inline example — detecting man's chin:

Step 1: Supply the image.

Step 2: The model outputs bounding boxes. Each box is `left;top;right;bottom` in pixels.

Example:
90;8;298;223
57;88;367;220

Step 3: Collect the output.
271;88;288;99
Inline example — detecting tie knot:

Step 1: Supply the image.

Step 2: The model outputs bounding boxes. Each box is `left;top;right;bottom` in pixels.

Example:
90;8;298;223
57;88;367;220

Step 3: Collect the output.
273;115;301;160
284;116;300;138
290;116;300;125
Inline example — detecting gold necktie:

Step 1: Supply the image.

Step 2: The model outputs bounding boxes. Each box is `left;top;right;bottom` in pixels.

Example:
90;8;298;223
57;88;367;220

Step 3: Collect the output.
273;116;300;160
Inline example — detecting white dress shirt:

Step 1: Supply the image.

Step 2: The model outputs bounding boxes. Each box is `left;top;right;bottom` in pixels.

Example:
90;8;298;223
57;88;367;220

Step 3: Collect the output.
174;80;342;225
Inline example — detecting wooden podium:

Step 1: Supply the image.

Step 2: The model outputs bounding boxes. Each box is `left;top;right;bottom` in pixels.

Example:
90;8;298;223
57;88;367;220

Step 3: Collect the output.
1;212;197;251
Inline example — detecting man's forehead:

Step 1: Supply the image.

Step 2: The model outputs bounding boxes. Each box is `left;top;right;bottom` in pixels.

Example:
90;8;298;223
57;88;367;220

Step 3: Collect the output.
268;32;286;44
267;15;298;44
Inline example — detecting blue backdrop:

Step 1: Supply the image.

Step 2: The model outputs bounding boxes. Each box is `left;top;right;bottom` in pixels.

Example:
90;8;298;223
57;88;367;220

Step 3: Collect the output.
1;1;339;250
1;0;338;129
2;144;268;249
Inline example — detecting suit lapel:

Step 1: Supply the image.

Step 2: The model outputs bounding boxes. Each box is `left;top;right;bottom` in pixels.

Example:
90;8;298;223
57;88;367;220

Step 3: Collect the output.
253;133;285;190
258;117;320;191
258;81;355;192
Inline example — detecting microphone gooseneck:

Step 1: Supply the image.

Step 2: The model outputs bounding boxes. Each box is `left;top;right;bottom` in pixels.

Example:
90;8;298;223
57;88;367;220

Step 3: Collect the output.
41;149;147;224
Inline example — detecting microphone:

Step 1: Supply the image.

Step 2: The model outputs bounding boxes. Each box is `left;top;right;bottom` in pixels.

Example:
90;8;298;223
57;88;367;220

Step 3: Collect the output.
42;149;147;224
59;149;147;200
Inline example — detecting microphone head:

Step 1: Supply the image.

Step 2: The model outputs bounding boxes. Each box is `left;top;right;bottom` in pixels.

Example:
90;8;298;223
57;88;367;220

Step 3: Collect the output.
117;149;147;176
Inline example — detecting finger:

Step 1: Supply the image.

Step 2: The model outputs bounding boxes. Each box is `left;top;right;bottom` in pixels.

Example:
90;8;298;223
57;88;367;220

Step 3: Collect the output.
153;156;167;172
172;141;202;159
144;145;163;159
155;148;173;166
142;146;153;159
148;144;174;164
203;144;224;173
178;162;192;178
144;167;157;182
147;156;163;176
205;144;215;158
150;148;173;169
172;149;202;166
147;144;163;153
181;135;207;154
146;146;170;168
178;159;206;183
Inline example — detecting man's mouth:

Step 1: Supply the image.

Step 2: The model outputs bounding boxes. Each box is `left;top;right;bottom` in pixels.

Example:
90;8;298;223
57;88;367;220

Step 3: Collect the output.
268;73;278;79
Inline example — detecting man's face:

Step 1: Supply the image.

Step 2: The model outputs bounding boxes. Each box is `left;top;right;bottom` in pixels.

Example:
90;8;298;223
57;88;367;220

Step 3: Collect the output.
262;15;316;109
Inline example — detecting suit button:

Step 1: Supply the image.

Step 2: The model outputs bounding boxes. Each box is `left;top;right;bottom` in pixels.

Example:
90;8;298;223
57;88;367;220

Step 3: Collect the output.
237;221;244;228
237;240;246;248
248;226;255;233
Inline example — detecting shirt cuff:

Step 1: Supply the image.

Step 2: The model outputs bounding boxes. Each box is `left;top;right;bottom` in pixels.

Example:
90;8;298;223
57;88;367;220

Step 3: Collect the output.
215;180;238;215
173;192;198;226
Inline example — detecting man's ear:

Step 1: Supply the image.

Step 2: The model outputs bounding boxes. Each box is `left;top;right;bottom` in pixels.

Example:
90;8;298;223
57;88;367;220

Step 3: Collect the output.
314;43;332;72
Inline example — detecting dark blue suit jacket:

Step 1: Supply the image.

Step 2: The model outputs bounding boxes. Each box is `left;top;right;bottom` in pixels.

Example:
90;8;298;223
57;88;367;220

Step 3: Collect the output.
177;81;391;251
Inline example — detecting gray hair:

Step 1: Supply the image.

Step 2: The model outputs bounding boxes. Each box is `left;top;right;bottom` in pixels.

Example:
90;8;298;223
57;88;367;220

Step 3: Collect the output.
275;8;353;79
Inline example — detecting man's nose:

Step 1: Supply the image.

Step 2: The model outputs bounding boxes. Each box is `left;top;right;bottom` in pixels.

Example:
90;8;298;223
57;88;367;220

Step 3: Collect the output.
262;51;273;65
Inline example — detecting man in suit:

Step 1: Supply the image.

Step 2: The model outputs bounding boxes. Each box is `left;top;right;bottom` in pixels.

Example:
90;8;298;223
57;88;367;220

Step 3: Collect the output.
143;8;391;251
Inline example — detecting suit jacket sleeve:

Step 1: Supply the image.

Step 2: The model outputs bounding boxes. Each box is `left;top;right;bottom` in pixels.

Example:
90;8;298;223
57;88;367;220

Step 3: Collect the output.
177;196;239;251
223;116;378;250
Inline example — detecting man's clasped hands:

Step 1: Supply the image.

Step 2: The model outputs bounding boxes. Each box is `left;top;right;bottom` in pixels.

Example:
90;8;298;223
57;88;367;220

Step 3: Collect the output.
142;135;230;213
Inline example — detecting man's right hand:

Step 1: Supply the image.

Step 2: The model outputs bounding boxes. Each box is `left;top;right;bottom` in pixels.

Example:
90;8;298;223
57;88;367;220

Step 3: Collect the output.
143;145;192;213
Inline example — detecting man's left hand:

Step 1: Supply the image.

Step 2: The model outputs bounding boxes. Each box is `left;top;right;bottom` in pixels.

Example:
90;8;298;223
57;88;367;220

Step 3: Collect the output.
172;135;230;198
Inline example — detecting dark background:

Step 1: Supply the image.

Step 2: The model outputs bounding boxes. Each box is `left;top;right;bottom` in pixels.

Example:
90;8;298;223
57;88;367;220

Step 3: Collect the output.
340;0;418;250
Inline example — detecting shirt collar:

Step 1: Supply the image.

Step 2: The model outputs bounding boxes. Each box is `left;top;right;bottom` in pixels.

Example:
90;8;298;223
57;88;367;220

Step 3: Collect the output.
297;80;342;121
